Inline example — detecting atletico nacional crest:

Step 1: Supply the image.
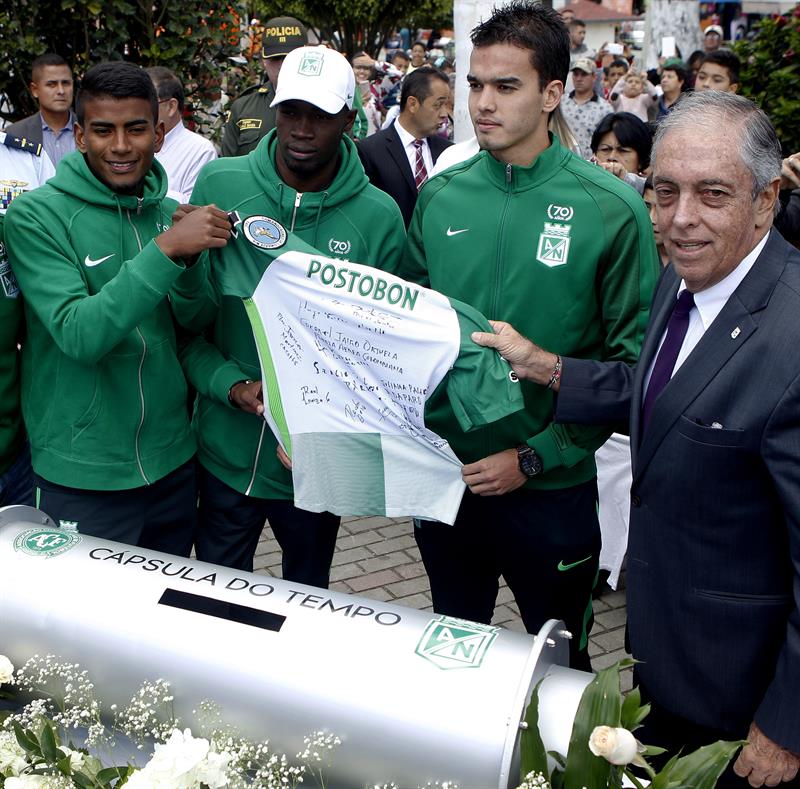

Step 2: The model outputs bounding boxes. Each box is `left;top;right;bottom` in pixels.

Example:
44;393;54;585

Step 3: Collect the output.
536;222;571;267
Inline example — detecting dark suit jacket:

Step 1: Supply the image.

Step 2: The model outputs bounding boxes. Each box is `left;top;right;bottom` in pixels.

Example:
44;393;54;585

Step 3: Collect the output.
556;229;800;751
5;112;44;148
357;123;451;227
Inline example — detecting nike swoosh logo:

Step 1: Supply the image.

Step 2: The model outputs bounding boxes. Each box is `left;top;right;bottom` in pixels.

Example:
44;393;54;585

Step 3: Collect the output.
84;253;114;268
557;555;593;572
446;227;469;236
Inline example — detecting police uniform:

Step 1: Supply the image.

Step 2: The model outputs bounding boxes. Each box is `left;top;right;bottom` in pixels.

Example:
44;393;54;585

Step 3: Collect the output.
220;84;278;157
0;132;54;507
220;15;307;157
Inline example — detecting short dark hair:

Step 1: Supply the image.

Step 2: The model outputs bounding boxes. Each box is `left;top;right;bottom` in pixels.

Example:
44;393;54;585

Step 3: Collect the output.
470;0;571;88
146;66;185;112
400;66;450;111
568;18;586;29
605;58;628;75
76;62;158;125
391;50;409;63
591;111;653;170
31;53;70;81
411;40;427;51
700;48;740;84
662;61;688;86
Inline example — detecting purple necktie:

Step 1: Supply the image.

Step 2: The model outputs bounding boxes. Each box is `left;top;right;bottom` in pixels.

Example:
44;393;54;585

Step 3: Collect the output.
413;139;428;191
642;289;695;429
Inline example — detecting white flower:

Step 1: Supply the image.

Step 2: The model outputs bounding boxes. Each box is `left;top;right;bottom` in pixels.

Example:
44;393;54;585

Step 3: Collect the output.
5;777;46;788
60;745;86;771
0;654;15;684
588;726;639;765
0;730;29;776
129;728;230;788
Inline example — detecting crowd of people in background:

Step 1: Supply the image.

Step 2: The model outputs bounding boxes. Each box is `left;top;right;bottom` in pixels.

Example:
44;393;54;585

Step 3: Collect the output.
3;3;800;785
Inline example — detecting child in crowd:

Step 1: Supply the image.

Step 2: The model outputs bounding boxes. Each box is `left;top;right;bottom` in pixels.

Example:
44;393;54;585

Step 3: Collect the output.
609;70;658;122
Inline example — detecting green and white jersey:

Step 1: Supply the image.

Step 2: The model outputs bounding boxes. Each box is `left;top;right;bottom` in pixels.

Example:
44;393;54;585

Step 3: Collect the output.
243;234;524;524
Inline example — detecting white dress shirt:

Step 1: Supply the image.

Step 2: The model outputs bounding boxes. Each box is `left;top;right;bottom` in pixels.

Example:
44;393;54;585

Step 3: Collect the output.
394;118;433;178
644;232;770;394
155;123;217;203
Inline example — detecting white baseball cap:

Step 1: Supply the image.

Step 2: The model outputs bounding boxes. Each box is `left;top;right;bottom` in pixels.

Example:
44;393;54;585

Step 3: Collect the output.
271;45;355;114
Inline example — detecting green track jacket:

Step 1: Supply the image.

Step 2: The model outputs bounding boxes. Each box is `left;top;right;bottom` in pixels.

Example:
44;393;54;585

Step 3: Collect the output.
172;129;406;499
5;152;198;490
401;135;660;490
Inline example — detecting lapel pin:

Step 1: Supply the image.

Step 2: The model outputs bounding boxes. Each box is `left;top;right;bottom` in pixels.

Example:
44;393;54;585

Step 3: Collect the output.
731;327;741;339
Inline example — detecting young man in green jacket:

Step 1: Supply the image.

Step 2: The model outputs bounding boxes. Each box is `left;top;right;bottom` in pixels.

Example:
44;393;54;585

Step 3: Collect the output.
172;46;405;583
400;1;659;670
5;62;231;551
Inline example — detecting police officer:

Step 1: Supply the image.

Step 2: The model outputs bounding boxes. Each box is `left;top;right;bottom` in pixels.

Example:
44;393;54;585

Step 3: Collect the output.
0;132;55;506
220;16;308;156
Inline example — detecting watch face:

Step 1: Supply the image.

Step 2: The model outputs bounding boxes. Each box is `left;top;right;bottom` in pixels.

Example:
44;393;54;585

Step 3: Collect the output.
518;446;542;477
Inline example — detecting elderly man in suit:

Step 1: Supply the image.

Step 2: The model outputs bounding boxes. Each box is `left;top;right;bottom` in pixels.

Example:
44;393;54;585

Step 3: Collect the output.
357;66;451;227
472;90;800;787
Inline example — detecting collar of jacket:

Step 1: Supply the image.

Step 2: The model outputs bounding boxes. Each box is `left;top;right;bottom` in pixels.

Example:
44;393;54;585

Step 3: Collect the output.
248;128;370;229
48;149;168;210
478;132;569;192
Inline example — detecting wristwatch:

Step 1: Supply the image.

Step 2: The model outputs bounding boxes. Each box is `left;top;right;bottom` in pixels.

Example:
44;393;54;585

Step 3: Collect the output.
516;444;543;477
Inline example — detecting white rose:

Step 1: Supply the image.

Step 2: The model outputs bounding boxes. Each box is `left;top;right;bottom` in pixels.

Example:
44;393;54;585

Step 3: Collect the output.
0;654;15;684
588;725;639;765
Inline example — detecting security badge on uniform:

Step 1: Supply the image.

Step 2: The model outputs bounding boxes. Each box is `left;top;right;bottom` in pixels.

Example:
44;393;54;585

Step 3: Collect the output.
536;204;574;267
1;131;43;212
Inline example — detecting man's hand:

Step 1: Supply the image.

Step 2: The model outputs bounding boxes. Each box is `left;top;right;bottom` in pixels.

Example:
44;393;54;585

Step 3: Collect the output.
461;449;527;496
156;203;231;261
277;445;292;470
733;722;800;787
780;152;800;191
229;380;264;416
471;320;559;389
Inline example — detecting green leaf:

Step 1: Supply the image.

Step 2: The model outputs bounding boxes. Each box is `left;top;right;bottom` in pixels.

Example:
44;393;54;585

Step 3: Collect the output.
519;679;550;781
562;661;631;789
71;771;96;789
97;766;133;783
648;754;681;789
620;687;647;731
40;721;59;763
657;741;744;789
548;750;567;770
57;753;73;775
12;721;41;756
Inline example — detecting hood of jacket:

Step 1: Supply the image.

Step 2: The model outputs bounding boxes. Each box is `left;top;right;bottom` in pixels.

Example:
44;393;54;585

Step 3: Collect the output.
248;129;369;236
48;149;168;210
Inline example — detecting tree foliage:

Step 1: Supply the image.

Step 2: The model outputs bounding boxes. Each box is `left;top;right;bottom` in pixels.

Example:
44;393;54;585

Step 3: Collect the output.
251;0;453;57
0;0;242;123
734;5;800;154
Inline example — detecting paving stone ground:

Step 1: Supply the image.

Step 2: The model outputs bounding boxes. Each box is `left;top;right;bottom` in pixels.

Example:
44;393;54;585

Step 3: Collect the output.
253;514;632;690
